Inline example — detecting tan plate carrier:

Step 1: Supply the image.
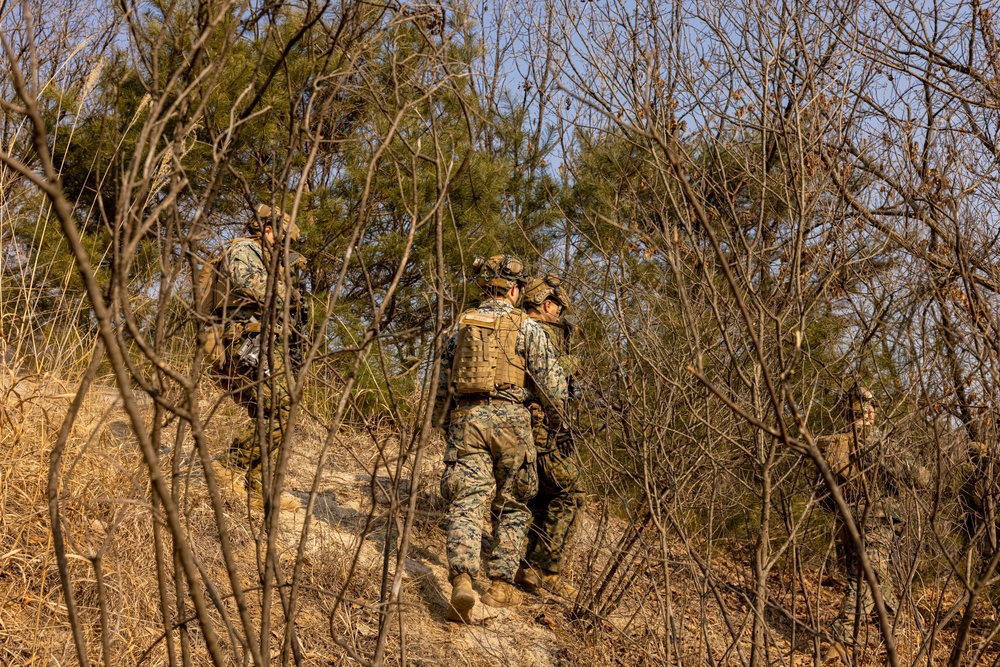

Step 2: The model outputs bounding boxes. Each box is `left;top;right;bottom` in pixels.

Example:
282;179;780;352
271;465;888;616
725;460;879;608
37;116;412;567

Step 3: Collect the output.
452;309;527;394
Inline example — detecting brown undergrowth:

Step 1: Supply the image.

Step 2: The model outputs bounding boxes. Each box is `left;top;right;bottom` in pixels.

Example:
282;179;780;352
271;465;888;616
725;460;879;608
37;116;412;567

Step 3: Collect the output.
1;372;998;666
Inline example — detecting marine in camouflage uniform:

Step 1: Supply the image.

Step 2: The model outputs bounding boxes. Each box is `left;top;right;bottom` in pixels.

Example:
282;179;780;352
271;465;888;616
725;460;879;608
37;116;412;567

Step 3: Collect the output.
211;204;301;486
516;275;585;599
433;254;568;622
960;441;997;549
818;386;928;642
959;439;1000;596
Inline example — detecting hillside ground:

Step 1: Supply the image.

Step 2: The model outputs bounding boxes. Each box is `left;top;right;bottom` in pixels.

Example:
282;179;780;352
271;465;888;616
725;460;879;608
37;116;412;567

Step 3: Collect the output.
1;373;998;665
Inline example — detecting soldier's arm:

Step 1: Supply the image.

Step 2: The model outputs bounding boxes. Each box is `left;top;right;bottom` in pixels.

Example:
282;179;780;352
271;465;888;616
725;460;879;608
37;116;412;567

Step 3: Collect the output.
431;333;457;428
865;429;928;489
523;319;568;429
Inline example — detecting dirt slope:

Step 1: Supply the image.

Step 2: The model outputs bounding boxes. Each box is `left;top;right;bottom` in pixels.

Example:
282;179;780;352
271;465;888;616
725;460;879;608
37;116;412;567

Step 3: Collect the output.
2;376;997;666
273;422;582;666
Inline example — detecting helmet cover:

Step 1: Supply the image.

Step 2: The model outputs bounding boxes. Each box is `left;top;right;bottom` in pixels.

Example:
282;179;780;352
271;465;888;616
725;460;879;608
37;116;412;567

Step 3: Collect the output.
256;203;300;243
523;274;569;309
474;254;529;290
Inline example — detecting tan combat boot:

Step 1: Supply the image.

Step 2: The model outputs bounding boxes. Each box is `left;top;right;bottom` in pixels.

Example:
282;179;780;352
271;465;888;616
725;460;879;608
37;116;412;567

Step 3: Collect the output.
481;579;524;607
541;571;578;599
279;494;302;512
515;565;542;593
517;564;578;599
212;460;248;496
447;573;476;623
251;493;302;513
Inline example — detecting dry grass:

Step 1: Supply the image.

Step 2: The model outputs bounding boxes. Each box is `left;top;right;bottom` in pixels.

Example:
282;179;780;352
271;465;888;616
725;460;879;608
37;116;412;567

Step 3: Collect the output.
3;365;999;666
0;364;571;665
0;370;356;665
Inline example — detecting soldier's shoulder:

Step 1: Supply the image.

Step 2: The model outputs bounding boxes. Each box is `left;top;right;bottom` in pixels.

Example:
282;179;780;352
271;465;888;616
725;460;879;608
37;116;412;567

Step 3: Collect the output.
521;318;560;359
461;305;493;318
520;314;546;336
538;320;562;340
226;237;262;258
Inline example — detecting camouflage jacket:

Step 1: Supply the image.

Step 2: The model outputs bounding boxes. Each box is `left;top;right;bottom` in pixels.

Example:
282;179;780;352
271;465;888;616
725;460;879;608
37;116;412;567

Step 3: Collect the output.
434;299;567;423
535;318;579;378
223;238;288;313
820;426;928;522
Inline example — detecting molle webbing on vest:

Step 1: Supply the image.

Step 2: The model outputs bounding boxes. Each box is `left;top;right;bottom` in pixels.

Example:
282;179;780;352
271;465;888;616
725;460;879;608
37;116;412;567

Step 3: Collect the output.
451;308;527;395
452;311;497;394
494;309;526;389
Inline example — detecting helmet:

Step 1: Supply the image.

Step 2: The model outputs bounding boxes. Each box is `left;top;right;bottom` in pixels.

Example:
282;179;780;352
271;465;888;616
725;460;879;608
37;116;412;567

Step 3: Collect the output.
256;203;300;243
523;274;569;309
841;383;877;420
473;254;529;290
852;386;876;409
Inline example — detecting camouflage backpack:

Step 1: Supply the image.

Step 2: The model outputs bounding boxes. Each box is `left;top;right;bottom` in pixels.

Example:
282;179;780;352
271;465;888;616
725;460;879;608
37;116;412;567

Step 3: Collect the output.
194;238;259;369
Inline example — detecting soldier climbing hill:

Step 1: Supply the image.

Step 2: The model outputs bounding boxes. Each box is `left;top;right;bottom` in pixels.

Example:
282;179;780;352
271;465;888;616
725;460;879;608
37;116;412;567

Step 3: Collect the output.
516;274;585;600
818;383;928;646
432;254;568;623
197;203;305;499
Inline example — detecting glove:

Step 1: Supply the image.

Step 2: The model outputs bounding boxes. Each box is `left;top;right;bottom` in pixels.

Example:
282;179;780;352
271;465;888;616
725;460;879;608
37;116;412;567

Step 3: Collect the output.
554;426;576;457
543;402;564;432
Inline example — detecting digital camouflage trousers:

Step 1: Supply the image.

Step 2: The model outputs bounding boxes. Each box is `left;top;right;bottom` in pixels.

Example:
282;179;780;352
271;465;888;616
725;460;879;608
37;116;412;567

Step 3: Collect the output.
440;402;538;583
525;402;585;573
525;447;585;573
218;326;290;482
836;516;901;638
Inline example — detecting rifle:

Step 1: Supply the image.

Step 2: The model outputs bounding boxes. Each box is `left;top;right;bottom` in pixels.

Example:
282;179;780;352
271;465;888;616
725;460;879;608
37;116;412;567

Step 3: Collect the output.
561;314;578;399
288;251;310;370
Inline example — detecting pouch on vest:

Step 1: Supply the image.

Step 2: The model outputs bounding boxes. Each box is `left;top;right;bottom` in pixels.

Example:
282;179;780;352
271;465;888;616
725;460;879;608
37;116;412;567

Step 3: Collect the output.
195;250;224;317
494;310;526;389
203;324;225;371
452;312;497;394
